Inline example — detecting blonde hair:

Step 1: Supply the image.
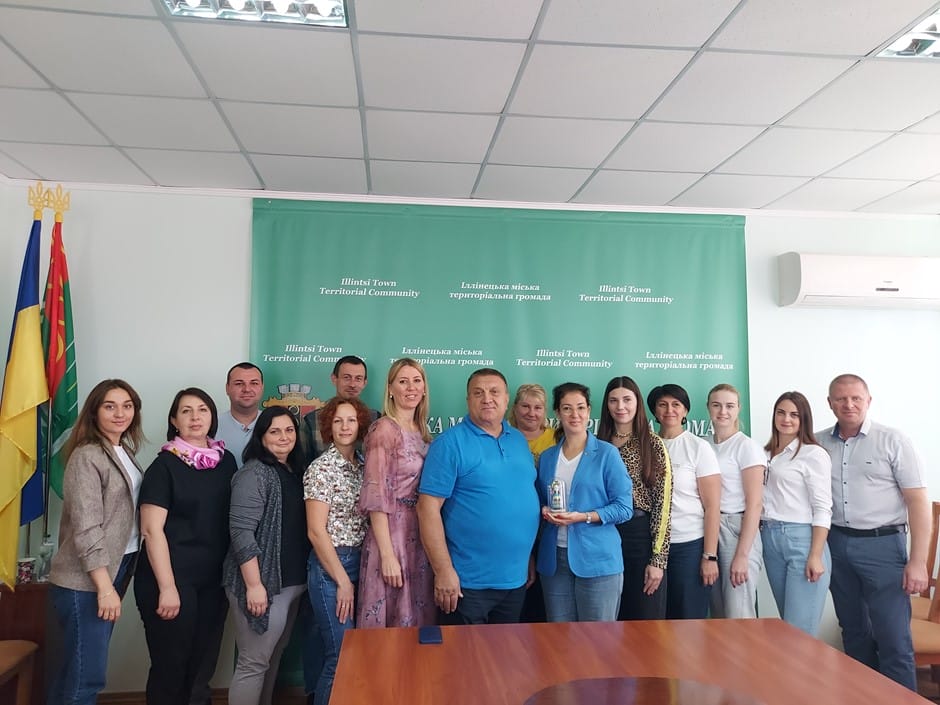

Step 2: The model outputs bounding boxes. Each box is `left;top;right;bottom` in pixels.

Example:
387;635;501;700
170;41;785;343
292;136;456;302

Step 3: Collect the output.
507;383;548;430
707;383;741;432
383;358;431;442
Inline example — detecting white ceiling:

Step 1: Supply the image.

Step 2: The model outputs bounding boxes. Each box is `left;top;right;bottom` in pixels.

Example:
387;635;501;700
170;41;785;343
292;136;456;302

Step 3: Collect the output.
1;0;940;214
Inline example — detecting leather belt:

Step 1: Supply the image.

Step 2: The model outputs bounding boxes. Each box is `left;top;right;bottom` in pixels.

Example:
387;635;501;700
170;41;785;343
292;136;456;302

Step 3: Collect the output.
830;524;906;538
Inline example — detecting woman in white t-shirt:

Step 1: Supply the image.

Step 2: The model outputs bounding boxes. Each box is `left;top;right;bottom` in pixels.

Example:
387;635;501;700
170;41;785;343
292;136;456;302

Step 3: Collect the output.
706;384;765;619
648;384;721;619
761;391;832;636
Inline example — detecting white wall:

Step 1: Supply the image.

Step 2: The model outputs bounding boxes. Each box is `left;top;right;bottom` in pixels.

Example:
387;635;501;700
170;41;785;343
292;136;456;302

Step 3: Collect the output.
1;181;939;689
745;213;940;643
0;183;252;691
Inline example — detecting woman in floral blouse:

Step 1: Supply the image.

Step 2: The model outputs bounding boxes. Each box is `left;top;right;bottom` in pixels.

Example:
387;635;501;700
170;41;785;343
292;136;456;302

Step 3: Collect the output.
303;396;372;705
596;376;673;620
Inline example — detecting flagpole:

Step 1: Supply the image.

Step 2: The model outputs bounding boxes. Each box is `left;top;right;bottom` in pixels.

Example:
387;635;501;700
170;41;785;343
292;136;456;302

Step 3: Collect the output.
24;183;48;558
39;184;74;569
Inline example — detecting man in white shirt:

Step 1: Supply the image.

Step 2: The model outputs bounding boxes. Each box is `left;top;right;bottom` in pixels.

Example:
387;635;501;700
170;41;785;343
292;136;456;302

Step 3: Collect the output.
215;362;264;467
818;373;930;691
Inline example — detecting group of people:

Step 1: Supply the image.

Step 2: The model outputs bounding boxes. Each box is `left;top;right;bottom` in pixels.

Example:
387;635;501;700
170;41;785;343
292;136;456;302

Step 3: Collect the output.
45;357;930;705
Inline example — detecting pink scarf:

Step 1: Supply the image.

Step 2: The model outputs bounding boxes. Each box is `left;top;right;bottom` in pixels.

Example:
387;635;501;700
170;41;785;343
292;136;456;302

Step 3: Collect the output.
162;436;225;470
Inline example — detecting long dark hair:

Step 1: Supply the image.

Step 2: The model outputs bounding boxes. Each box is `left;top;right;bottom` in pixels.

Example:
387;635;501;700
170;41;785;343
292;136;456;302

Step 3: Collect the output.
765;391;820;457
597;376;658;486
63;378;145;461
243;406;304;474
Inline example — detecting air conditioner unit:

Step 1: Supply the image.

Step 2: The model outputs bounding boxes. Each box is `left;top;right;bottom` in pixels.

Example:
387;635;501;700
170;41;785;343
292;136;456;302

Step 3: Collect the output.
777;252;940;309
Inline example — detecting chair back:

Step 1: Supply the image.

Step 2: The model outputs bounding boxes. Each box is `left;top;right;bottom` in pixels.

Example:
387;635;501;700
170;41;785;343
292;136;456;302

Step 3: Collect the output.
921;501;940;600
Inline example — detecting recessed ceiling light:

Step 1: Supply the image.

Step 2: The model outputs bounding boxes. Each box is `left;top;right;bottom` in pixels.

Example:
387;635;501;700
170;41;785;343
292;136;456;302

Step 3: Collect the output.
161;0;347;28
877;10;940;58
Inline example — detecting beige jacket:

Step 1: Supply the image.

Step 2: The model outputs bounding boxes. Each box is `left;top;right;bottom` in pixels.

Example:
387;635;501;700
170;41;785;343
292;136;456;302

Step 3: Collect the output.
49;442;142;591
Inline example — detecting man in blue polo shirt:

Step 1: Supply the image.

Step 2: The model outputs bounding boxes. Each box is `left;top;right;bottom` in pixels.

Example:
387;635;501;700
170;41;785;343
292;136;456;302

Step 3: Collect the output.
418;368;540;624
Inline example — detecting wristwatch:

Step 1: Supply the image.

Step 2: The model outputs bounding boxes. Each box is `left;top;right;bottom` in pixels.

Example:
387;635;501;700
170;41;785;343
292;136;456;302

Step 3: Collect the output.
702;552;718;561
585;512;592;524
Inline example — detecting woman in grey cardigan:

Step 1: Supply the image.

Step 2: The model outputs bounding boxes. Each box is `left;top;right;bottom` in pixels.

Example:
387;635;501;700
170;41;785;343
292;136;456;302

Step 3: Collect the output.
222;406;309;705
48;379;145;705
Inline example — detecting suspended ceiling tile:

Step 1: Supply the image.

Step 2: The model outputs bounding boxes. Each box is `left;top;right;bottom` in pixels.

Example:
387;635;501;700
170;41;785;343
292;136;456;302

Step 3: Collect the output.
124;148;260;189
221;102;362;158
670;173;809;209
783;61;940;132
539;0;739;46
19;0;158;15
0;41;47;88
511;44;693;119
860;181;940;214
650;52;853;124
0;148;39;180
0;142;152;184
366;110;498;163
355;0;543;39
489;116;632;169
174;22;357;105
68;94;237;150
907;113;940;133
250;154;366;193
0;88;107;144
605;122;764;172
359;35;524;112
827;133;940;180
718;128;892;176
712;0;939;54
575;170;703;207
0;8;204;96
370;161;479;199
474;164;591;202
767;178;913;211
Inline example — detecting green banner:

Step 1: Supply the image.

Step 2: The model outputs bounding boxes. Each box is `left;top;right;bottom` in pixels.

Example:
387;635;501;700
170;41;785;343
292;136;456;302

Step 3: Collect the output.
250;200;749;436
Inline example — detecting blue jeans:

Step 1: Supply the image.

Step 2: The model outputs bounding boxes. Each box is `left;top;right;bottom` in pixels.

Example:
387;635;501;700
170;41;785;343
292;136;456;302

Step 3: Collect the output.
666;538;711;619
761;521;831;636
48;552;134;705
828;528;915;691
307;547;359;705
711;512;763;619
541;547;623;622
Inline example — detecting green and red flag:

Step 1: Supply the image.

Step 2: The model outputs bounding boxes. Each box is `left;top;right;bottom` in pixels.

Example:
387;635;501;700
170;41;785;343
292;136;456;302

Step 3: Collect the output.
41;215;77;499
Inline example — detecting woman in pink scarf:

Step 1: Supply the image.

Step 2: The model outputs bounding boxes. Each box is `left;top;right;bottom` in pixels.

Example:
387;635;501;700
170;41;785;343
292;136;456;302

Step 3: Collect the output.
135;387;237;705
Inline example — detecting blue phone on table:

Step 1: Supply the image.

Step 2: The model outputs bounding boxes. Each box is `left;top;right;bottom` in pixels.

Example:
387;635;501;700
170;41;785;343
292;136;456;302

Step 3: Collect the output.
418;625;443;644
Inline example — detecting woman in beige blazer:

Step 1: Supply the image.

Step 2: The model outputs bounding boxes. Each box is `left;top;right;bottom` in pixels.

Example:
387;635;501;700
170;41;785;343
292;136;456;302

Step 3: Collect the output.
48;378;145;705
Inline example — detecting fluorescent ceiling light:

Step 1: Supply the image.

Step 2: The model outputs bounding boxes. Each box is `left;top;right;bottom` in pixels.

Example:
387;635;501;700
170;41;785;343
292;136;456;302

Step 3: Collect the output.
877;11;940;58
162;0;347;28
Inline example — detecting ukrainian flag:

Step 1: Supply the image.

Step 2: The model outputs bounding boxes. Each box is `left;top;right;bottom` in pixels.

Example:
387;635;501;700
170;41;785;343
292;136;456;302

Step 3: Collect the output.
0;218;49;587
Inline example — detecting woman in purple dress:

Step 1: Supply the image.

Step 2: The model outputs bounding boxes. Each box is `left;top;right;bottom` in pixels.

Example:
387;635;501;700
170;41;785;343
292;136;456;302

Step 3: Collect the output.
357;357;435;627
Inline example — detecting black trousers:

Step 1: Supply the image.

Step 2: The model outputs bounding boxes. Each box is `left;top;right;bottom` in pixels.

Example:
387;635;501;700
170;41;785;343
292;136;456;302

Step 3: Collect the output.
134;576;228;705
438;585;527;625
617;513;667;620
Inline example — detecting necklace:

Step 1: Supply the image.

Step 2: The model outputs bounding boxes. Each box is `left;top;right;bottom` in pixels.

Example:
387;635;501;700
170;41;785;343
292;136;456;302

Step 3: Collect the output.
613;430;631;440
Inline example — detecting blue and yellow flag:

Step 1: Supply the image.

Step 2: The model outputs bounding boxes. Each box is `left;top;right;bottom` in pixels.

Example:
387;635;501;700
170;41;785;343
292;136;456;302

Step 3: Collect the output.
0;217;49;587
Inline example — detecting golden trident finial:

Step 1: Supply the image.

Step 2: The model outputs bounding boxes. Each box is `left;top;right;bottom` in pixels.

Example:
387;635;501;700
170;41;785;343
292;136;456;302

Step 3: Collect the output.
44;184;71;223
27;181;46;220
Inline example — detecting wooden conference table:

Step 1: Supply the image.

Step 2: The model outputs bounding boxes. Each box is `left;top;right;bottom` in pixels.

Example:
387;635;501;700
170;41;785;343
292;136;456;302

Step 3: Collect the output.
331;618;930;705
